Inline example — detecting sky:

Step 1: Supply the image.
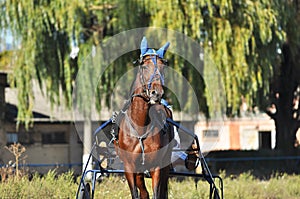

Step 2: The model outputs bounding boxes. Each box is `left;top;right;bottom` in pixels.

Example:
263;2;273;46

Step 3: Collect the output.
0;29;14;51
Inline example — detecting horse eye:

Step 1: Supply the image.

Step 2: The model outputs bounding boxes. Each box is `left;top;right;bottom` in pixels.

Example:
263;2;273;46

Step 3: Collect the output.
143;58;151;63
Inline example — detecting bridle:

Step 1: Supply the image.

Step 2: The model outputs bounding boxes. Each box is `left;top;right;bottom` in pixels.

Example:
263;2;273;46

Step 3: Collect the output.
132;55;168;104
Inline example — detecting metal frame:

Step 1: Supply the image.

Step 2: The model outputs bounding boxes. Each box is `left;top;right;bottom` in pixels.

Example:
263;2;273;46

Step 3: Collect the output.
76;118;224;199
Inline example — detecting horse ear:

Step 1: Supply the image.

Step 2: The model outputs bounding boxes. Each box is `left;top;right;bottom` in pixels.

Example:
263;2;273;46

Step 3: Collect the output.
140;36;148;56
157;42;170;58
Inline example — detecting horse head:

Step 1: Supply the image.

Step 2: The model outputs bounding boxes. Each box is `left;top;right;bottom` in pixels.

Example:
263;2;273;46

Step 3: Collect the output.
138;37;170;104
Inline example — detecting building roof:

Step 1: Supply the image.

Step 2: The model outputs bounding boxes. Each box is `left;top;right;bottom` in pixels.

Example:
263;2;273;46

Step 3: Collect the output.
5;83;110;122
5;103;50;122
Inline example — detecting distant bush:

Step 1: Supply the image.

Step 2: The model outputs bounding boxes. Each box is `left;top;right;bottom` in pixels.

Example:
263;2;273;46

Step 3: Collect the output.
1;143;28;181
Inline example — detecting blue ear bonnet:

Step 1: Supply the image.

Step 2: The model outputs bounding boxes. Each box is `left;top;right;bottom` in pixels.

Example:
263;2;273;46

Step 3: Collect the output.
139;37;170;88
140;36;170;59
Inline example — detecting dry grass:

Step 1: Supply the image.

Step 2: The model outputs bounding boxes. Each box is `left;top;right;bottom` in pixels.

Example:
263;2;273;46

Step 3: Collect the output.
0;171;300;199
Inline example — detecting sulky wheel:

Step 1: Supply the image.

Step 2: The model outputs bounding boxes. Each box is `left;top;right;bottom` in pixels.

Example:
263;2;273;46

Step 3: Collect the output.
78;182;91;199
212;187;221;199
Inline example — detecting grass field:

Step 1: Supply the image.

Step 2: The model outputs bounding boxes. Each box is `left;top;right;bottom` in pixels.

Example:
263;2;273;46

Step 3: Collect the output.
0;170;300;199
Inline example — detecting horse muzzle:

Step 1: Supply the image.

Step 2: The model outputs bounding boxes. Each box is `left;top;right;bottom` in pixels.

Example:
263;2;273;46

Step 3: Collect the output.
149;89;163;104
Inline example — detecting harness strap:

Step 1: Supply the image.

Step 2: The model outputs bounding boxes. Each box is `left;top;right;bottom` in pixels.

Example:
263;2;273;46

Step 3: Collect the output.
124;111;154;165
131;93;149;102
110;94;149;144
137;130;153;165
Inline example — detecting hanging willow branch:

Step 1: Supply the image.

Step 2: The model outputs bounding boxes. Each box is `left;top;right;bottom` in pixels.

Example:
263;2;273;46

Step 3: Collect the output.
0;0;119;127
1;0;298;127
143;0;286;117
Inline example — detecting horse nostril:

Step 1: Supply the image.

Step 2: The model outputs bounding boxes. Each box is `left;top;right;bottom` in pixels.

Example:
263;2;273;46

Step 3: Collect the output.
151;90;157;95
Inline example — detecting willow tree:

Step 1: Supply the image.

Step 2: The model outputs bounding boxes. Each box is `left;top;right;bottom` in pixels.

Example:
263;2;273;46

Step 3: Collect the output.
1;0;300;153
1;0;76;125
140;0;300;152
265;1;300;152
142;1;279;114
0;0;150;121
0;0;120;172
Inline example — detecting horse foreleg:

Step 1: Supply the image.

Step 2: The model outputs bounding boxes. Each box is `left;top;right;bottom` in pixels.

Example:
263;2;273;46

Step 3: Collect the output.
136;173;149;199
151;167;169;199
124;172;139;199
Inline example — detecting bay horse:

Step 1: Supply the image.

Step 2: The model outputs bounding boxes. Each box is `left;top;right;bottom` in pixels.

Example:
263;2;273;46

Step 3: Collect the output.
114;37;174;199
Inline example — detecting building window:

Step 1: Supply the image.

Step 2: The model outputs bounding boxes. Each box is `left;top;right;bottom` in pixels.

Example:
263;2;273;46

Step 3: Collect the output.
203;129;219;138
6;133;18;144
42;132;67;144
6;132;34;145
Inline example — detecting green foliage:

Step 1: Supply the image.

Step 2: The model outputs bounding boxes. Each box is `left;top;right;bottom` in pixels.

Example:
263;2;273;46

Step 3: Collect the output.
0;50;13;71
1;0;84;126
144;0;290;116
0;0;117;126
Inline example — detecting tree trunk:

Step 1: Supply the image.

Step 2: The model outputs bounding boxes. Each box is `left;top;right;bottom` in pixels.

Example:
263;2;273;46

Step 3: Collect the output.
269;42;300;154
274;112;296;153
